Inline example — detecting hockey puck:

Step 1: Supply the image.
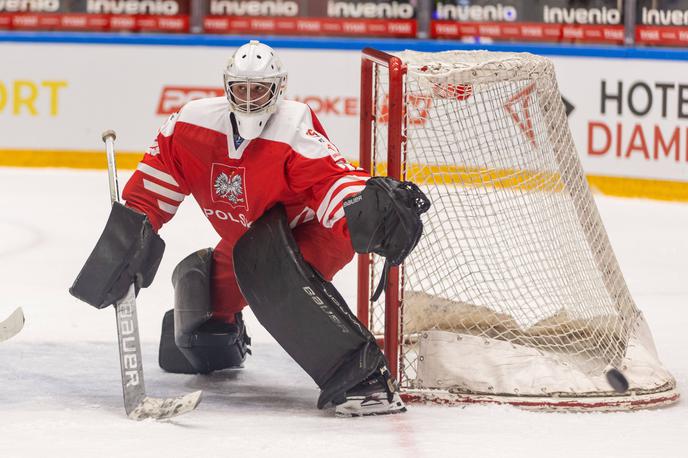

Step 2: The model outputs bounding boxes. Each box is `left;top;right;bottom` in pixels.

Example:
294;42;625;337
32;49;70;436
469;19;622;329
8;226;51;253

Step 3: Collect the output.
606;367;629;393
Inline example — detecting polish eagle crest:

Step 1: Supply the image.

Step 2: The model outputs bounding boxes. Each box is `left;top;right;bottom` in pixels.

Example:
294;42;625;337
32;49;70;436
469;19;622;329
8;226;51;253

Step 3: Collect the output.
214;172;244;204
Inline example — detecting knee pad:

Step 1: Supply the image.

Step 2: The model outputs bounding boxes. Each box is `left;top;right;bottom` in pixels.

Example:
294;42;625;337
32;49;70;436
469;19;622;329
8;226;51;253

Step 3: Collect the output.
158;248;251;374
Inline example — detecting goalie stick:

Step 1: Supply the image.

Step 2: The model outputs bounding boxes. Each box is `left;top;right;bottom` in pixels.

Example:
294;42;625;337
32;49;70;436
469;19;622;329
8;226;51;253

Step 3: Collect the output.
0;308;24;342
102;130;202;421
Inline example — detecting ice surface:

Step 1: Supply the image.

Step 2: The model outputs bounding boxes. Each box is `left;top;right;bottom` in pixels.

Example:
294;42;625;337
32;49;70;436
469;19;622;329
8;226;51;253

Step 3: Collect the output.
0;168;686;457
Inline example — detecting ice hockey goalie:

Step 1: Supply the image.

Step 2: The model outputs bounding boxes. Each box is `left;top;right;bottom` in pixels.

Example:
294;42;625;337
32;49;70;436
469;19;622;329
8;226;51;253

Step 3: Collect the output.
69;40;430;417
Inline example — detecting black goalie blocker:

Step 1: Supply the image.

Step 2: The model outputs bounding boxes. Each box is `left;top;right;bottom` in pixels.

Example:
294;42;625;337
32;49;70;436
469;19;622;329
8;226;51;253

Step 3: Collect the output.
233;205;389;409
343;177;431;300
70;202;165;309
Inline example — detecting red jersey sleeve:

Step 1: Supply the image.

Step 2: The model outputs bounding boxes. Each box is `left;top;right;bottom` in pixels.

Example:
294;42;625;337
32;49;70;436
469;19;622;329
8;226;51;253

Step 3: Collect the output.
285;109;369;237
122;113;190;231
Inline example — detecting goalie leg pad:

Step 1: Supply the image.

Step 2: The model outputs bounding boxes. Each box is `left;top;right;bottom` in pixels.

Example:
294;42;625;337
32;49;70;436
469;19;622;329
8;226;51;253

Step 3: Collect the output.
233;205;386;408
158;248;250;374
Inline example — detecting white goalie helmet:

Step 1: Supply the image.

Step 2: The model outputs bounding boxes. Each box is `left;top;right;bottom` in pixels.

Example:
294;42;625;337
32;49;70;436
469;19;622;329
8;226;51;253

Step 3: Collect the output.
223;40;288;140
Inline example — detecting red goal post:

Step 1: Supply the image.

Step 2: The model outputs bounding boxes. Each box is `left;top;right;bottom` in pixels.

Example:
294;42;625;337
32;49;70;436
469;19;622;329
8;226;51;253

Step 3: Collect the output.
358;48;405;380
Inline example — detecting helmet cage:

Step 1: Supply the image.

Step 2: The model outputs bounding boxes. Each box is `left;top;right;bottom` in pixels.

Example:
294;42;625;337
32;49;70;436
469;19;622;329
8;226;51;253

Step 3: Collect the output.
223;74;286;115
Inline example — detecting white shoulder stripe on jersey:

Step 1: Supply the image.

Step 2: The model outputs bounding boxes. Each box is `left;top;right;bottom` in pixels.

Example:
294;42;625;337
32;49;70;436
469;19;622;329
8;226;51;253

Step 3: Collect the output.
157;200;179;215
289;207;316;229
323;207;346;229
137;162;179;187
321;184;366;227
143;179;185;202
316;176;369;222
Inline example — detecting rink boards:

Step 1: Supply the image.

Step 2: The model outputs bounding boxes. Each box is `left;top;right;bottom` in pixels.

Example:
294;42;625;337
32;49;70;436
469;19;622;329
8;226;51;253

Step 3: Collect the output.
1;34;688;201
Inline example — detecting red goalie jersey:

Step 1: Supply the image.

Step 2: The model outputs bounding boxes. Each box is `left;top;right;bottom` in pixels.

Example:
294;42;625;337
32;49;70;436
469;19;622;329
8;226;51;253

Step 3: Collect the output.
122;98;368;322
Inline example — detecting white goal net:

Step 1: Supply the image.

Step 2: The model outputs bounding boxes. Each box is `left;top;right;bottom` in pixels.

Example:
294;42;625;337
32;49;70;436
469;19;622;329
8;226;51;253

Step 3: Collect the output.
361;49;678;410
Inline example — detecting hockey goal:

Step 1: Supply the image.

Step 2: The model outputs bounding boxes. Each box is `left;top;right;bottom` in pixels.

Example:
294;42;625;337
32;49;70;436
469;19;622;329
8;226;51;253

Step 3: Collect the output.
357;48;679;411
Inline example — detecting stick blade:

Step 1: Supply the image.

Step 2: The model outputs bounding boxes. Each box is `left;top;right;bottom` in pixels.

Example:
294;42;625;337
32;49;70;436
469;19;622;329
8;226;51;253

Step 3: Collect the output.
127;390;203;421
0;308;25;342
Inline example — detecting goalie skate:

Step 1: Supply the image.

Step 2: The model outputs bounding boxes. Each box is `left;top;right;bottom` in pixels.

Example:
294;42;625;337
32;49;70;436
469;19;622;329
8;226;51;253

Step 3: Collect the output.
334;369;407;417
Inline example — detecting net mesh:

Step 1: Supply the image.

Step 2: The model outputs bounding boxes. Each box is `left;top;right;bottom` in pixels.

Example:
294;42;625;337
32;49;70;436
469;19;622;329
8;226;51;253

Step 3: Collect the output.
367;50;640;391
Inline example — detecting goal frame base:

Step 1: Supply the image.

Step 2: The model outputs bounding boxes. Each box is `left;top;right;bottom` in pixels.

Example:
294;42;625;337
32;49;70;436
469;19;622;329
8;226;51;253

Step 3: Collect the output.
400;387;680;412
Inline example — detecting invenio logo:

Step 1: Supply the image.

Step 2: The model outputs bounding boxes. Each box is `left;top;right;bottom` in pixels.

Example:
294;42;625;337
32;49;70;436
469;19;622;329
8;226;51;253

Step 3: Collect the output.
327;1;415;19
0;0;60;12
641;7;688;26
543;5;622;24
87;0;180;14
209;0;298;16
434;2;518;22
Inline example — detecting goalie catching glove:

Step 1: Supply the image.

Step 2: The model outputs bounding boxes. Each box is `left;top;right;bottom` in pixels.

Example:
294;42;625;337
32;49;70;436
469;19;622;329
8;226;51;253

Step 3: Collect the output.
69;202;165;309
343;177;431;300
